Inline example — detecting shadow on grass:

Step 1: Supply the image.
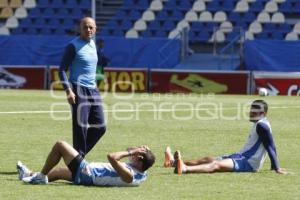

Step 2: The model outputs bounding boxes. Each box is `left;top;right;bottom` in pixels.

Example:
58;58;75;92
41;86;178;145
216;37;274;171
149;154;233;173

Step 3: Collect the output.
0;171;18;175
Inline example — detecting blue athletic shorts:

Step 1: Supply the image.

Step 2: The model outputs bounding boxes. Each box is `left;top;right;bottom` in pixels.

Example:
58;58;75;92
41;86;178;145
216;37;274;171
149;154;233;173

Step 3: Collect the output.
219;153;254;172
74;160;94;185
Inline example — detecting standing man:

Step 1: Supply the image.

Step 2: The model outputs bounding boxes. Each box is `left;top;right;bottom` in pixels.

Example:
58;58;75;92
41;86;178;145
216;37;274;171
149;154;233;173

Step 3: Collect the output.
59;17;106;157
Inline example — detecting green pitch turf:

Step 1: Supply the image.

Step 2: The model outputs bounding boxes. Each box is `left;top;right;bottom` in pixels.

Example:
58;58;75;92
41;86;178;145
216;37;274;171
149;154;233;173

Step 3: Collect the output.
0;89;299;200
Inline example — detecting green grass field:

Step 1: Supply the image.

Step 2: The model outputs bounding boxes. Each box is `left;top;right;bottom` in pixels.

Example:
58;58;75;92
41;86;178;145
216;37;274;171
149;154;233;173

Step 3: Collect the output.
0;89;299;200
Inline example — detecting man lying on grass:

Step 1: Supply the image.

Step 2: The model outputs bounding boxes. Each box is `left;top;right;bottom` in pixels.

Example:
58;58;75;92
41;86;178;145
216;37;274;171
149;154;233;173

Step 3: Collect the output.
164;100;287;175
17;141;155;186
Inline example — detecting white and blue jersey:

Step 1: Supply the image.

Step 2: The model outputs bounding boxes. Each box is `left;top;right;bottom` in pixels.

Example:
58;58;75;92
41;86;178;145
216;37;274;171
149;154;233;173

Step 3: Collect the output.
221;118;280;172
59;37;98;89
74;160;148;187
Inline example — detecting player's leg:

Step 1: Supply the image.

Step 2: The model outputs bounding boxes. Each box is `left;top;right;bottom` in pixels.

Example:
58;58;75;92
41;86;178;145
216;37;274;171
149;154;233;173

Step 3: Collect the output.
184;156;216;166
86;89;106;154
41;141;79;176
174;151;234;174
47;167;72;182
71;85;90;157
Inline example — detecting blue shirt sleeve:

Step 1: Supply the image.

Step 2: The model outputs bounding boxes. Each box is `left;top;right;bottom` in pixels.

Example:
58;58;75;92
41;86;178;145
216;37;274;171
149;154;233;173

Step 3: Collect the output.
256;122;280;171
59;43;75;90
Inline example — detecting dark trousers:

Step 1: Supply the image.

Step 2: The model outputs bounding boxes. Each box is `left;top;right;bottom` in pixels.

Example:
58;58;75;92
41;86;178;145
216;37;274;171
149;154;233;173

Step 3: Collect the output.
71;84;106;157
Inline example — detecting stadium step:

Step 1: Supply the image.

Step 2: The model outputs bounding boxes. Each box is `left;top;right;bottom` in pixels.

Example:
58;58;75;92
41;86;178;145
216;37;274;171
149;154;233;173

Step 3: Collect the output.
95;0;123;29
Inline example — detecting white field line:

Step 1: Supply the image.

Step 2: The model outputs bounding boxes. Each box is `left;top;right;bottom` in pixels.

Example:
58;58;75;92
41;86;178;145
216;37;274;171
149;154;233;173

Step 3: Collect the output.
0;106;300;114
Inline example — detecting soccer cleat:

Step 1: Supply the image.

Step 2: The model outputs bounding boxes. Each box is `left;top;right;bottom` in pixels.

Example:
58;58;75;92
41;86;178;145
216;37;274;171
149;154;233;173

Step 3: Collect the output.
164;146;174;168
22;172;48;185
174;151;186;175
16;161;31;180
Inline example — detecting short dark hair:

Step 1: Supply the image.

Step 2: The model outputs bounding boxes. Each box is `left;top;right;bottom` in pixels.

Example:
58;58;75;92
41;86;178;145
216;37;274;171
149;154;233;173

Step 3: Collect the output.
251;100;268;113
140;150;155;171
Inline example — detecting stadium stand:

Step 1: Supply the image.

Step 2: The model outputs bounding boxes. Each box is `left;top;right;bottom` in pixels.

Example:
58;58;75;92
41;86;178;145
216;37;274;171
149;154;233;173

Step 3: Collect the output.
0;0;299;70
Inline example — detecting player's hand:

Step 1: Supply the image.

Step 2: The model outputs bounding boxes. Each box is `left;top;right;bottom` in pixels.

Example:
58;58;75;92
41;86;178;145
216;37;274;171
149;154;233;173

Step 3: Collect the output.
276;168;288;175
66;88;76;105
129;146;148;156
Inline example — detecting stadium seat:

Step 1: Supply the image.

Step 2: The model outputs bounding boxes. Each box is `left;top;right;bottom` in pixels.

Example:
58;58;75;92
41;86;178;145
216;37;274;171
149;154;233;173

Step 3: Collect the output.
191;22;204;31
206;0;222;12
141;29;153;38
10;27;23;34
48;19;61;28
23;0;36;8
150;0;163;11
26;27;38;34
0;7;13;19
178;1;192;11
128;10;142;20
192;0;206;12
293;22;300;34
155;30;167;38
210;30;225;43
245;31;254;40
134;19;147;31
185;10;198;22
249;1;264;12
220;21;233;33
157;10;169;20
170;10;184;21
213;11;227;22
29;8;41;18
142;10;155;21
285;32;298;41
257;12;271;23
10;0;22;8
176;20;190;30
264;1;278;13
62;18;75;29
0;0;9;8
198;30;210;42
249;21;262;34
40;28;52;35
34;18;46;28
278;1;293;13
57;8;70;18
70;8;83;19
235;1;249;12
53;28;66;35
65;0;78;8
199;11;213;22
19;17;32;28
0;26;9;35
5;16;19;28
223;1;236;12
120;20;133;30
126;29;139;38
148;20;161;30
78;0;91;9
271;12;285;23
168;29;180;39
163;20;176;30
43;8;55;18
51;0;65;8
15;7;28;18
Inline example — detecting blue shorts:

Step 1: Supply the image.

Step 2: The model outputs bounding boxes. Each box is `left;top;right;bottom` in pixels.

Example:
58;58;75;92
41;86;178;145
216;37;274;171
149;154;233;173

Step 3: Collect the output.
219;153;254;172
73;160;94;185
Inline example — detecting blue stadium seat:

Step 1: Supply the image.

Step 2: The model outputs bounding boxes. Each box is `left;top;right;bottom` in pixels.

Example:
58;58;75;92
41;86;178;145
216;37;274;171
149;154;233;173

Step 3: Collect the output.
123;0;135;9
11;27;24;34
128;10;142;20
163;20;176;31
198;30;210;42
155;30;167;38
170;10;184;21
120;20;133;30
40;28;52;35
189;31;197;42
191;22;204;31
51;0;65;8
136;0;150;9
19;18;32;28
112;29;124;37
249;1;265;12
228;12;241;23
148;20;161;30
140;29;152;38
278;1;293;13
223;1;236;12
43;8;55;18
178;1;192;11
106;20;119;28
29;8;41;18
48;19;61;28
78;0;91;9
26;28;38;35
207;1;222;12
115;10;127;19
38;0;51;8
65;0;78;8
244;12;256;23
70;8;83;19
99;28;111;36
54;28;66;35
226;31;241;41
293;2;300;13
164;0;177;10
157;11;169;20
62;19;75;29
57;8;70;18
33;18;46;28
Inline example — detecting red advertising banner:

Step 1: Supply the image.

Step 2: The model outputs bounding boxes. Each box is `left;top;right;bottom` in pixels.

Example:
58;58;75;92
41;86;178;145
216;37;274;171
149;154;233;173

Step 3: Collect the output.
0;66;46;89
150;70;250;94
253;72;300;96
50;67;148;92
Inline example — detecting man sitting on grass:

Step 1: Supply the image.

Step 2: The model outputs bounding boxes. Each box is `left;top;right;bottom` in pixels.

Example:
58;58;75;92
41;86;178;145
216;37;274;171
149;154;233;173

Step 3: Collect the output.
17;141;155;186
164;100;287;175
